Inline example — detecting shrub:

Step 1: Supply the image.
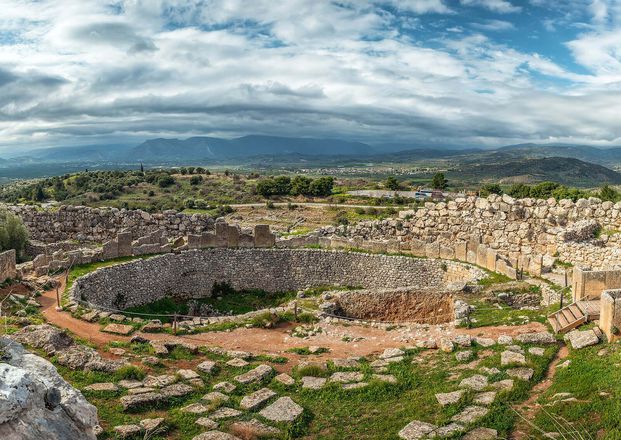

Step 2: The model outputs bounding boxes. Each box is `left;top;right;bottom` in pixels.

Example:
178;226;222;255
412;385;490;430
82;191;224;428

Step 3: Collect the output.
157;174;175;188
0;209;28;261
114;365;146;381
190;175;203;185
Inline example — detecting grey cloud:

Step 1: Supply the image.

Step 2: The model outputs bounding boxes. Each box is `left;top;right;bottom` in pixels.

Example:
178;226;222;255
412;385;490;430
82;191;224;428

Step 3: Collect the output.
69;22;158;53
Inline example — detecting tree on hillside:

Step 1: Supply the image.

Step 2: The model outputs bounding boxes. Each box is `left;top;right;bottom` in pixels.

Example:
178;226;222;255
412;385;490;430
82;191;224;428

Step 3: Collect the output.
309;176;334;197
291;176;312;196
385;176;400;191
599;185;620;202
431;172;448;190
479;183;502;197
0;209;28;262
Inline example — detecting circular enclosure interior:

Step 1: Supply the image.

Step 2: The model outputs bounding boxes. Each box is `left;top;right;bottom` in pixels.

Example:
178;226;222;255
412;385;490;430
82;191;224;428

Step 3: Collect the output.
330;287;461;324
71;248;482;312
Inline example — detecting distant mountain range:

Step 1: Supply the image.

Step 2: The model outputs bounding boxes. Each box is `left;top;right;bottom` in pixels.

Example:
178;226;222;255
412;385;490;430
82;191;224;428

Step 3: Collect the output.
3;137;621;187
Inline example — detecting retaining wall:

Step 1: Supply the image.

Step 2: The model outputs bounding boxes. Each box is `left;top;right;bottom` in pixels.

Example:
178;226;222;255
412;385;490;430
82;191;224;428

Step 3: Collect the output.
71;248;483;310
6;204;214;244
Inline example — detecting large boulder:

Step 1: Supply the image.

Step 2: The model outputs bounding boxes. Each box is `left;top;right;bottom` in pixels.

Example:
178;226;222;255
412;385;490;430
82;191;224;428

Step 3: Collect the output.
0;337;99;440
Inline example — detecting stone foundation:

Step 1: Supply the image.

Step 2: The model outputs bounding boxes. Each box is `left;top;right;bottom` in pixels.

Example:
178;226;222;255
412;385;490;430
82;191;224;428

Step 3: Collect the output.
0;249;16;282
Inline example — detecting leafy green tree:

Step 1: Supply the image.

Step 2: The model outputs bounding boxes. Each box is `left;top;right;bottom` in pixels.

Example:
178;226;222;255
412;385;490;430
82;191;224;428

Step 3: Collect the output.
0;209;28;261
190;175;203;185
309;176;334;196
431;172;448;190
385;176;400;191
507;183;531;199
529;181;560;199
291;176;312;196
599;185;620;202
157;174;175;188
32;184;46;202
479;183;502;197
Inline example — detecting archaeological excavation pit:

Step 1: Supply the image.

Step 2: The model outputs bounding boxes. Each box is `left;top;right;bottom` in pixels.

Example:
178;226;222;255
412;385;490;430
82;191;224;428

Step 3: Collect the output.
70;248;484;321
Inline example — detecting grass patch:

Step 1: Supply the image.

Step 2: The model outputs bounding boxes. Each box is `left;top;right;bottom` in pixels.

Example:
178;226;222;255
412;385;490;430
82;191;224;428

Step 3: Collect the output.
462;300;556;329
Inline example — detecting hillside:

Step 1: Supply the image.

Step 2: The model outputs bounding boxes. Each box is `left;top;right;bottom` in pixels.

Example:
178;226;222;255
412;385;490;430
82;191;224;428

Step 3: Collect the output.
453;156;621;187
129;135;375;161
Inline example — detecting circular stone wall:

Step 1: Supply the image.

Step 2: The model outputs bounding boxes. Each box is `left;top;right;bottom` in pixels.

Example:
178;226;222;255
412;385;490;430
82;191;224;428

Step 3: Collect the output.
71;248;483;310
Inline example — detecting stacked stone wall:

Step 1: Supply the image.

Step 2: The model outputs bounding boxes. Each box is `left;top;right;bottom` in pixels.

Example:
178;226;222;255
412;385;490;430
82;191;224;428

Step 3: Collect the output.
6;204;214;244
319;194;621;271
71;248;482;310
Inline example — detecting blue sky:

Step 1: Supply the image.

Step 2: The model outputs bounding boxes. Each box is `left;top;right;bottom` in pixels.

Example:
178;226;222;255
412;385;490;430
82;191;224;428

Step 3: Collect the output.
1;0;621;152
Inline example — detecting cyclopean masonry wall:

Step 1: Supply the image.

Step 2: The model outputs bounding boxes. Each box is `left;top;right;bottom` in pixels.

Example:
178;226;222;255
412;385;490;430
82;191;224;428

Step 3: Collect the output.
70;248;483;310
0;249;16;282
6;204;215;244
318;195;621;272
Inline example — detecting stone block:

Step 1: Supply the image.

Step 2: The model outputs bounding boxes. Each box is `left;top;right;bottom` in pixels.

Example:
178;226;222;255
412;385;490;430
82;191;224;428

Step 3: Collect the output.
476;245;487;267
425;242;440;258
0;249;16;282
439;246;455;260
117;231;133;257
102;240;118;260
227;225;240;247
215;222;229;247
238;233;254;248
528;255;543;277
600;289;621;342
254;225;275;248
409;239;426;256
485;249;497;272
466;250;477;265
187;234;202;250
201;233;217;248
454;241;467;261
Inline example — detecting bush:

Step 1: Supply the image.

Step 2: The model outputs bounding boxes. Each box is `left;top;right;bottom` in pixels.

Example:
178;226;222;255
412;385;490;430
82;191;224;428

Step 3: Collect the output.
157;174;175;188
0;209;28;261
479;183;503;197
190;175;203;185
114;365;146;381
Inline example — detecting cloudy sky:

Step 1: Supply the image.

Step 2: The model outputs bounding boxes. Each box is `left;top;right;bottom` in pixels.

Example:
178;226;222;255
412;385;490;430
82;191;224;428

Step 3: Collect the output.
1;0;621;152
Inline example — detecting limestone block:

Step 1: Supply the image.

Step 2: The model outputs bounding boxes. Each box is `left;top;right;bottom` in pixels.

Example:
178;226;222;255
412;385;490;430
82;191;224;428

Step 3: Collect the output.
466;250;477;265
254;225;275;248
238;233;254;248
454;241;467;261
439;246;455;260
425;242;440;258
600;289;621;341
201;233;217;248
215;223;229;247
485;249;497;272
409;239;426;256
476;245;487;267
117;232;133;257
102;240;118;260
187;234;202;250
226;225;240;248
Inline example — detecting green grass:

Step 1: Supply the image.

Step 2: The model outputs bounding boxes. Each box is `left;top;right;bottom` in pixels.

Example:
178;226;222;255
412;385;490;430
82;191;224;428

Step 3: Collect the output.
529;343;621;439
477;271;513;287
463;300;557;329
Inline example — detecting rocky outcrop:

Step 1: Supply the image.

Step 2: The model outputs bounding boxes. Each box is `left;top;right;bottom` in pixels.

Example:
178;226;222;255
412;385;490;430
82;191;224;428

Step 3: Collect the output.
12;324;125;372
0;337;99;440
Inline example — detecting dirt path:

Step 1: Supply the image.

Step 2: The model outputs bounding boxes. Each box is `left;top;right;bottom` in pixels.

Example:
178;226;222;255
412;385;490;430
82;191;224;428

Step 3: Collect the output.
39;276;548;366
509;344;570;439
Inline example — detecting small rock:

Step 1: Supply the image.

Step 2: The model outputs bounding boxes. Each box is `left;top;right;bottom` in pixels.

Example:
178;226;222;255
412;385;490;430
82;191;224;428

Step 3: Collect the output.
473;391;497;405
84;382;118;392
497;335;513;345
195;418;218;429
398;420;438;440
456;350;473;362
501;350;527;366
330;372;364;383
516;332;555;345
490;379;514;391
274;373;295;386
380;348;405;359
197;360;217;374
302;376;326;389
474;337;495;347
113;424;142;438
507;368;535;381
528;347;545;356
459;375;488;391
140;417;165;432
259;397;304;423
463;427;498;440
234;364;272;384
182;403;210;414
240;387;277;410
177;369;200;380
435;390;464;406
372;374;397;384
451;406;489;424
566;329;600;350
226;358;249;368
192;431;241;440
210;407;242;420
203;391;230;403
102;324;134;335
439;338;454;353
213;382;236;393
453;335;472;347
